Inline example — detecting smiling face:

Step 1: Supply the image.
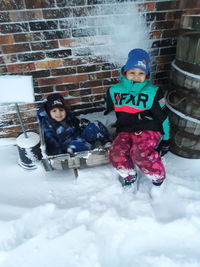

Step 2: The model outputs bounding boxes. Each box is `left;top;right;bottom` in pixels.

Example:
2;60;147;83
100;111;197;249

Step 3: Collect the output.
49;107;66;122
126;68;146;83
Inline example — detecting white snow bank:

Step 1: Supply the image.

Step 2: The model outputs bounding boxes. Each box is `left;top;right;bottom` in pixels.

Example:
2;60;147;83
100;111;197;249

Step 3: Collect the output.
0;139;200;267
0;138;16;146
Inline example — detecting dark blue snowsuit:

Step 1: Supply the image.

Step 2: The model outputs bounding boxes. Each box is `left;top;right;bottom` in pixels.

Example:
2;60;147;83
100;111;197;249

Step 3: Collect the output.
37;107;109;155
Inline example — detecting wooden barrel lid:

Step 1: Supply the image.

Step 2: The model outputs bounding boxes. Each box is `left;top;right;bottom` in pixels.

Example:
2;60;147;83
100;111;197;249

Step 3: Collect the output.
175;32;200;73
181;15;200;31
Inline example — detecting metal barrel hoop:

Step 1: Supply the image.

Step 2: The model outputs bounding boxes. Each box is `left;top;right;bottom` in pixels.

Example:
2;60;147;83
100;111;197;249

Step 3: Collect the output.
167;90;186;107
174;129;200;148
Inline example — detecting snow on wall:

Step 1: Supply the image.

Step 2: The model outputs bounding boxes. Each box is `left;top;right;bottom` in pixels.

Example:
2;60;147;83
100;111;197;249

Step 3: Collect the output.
78;2;151;66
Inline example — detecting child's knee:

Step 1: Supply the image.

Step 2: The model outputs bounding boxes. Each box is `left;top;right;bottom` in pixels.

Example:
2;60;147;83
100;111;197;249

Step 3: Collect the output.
67;139;92;153
81;120;109;145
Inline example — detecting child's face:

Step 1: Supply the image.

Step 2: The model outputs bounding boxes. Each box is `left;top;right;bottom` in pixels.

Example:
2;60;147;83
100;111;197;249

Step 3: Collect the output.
50;108;66;122
126;68;146;83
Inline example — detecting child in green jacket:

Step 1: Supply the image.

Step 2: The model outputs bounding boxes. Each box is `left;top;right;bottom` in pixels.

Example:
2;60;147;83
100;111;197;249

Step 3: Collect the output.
105;48;170;196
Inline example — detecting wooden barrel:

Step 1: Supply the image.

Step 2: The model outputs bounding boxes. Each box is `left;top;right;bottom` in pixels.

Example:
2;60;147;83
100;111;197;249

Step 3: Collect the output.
168;15;200;158
167;82;200;159
170;63;200;97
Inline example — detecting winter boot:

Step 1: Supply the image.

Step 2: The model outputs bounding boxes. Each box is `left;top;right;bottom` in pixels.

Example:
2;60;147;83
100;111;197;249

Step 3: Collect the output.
150;180;165;200
119;173;138;193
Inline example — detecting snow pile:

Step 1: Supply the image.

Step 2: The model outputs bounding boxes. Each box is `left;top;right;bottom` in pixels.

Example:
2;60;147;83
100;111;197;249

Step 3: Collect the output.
0;131;200;266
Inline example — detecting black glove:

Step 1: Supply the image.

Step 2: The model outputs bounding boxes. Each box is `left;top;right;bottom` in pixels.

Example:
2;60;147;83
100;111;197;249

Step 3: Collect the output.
79;118;90;130
155;140;170;157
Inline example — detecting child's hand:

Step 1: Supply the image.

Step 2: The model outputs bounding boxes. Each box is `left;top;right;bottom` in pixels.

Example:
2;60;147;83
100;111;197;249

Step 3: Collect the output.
79;118;90;130
155;140;170;157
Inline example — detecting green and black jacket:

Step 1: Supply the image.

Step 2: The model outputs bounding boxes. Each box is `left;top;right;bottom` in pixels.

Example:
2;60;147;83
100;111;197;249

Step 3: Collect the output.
105;70;170;141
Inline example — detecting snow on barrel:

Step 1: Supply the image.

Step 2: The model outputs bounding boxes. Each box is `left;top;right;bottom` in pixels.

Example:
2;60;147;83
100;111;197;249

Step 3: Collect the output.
16;131;42;169
0;75;42;169
167;15;200;159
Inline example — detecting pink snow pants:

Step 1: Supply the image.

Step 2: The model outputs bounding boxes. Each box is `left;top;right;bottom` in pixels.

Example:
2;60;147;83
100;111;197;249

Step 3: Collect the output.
108;131;166;184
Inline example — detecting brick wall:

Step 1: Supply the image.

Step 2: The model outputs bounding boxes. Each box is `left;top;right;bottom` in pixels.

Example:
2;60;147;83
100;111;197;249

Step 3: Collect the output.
0;0;199;138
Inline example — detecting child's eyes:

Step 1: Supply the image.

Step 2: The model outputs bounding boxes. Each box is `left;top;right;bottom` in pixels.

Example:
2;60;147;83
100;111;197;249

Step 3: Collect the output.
131;72;145;75
52;108;65;112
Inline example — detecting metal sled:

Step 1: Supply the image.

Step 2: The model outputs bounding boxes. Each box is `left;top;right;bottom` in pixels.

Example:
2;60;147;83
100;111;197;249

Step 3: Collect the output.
38;121;109;177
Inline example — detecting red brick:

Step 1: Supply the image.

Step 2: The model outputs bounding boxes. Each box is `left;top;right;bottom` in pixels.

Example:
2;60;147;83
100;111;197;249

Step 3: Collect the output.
7;63;35;72
69;89;91;97
92;87;106;94
111;70;120;77
14;33;29;42
156;1;179;11
0;122;38;138
162;29;179;38
165;11;182;20
35;60;62;69
38;77;64;86
79;80;102;88
89;71;111;80
34;86;54;94
53;92;68;99
31;40;59;51
150;31;162;39
138;2;155;12
2;43;30;54
0;0;25;10
10;10;43;22
68;97;82;105
63;74;89;83
59;39;73;47
25;0;55;9
184;10;200;15
0;35;14;44
151;21;176;31
56;83;79;91
63;57;88;66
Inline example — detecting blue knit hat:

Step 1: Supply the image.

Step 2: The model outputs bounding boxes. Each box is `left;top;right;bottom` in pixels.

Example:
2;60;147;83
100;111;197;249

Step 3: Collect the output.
124;49;150;75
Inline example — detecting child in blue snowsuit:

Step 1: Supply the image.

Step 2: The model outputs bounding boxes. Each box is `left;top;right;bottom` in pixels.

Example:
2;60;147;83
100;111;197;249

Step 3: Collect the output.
37;93;109;156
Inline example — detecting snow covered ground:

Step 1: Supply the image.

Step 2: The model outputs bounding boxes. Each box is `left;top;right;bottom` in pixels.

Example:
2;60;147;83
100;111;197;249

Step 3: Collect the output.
0;124;200;267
